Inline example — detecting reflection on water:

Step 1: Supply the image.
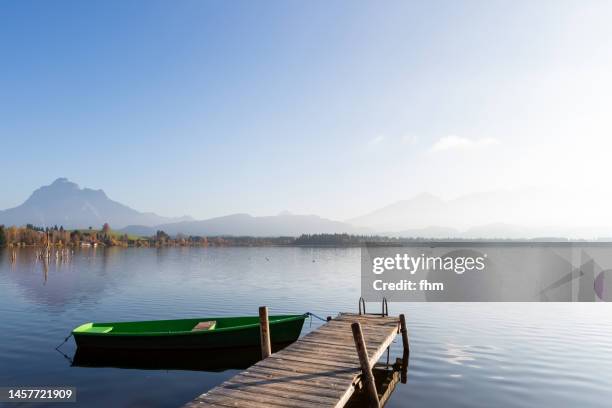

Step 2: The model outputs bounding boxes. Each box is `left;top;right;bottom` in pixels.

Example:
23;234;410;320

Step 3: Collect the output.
69;341;298;373
71;346;266;372
1;247;612;408
444;343;477;366
347;356;408;407
1;247;118;308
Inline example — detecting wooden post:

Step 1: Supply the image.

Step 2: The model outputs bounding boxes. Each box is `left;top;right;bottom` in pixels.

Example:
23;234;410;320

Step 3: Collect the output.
399;314;409;354
351;322;380;408
259;306;271;359
399;314;409;384
401;350;409;384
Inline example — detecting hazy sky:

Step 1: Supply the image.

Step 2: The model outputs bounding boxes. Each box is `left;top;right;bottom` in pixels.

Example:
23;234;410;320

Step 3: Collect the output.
1;1;611;220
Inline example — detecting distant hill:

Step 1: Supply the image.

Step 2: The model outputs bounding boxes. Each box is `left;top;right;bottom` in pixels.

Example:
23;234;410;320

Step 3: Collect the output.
390;226;461;239
350;193;446;231
0;178;192;229
349;191;536;231
121;212;361;237
349;190;612;239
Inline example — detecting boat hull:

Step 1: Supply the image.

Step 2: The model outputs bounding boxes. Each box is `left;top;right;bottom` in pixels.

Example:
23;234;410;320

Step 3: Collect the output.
72;314;306;350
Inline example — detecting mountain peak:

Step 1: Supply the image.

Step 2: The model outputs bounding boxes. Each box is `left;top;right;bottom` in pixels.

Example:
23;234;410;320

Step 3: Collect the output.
51;177;71;185
0;179;192;229
31;178;81;196
48;177;79;189
41;178;109;199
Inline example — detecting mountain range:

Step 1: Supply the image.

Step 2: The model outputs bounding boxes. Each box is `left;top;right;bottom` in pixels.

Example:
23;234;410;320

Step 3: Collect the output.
348;189;612;239
123;212;361;237
0;178;359;236
1;178;610;238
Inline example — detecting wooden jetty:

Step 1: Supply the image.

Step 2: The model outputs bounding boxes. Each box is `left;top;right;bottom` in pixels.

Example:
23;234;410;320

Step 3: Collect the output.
183;308;409;408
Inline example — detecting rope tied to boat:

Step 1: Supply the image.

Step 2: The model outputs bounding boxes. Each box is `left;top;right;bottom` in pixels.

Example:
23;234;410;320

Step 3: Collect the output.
55;333;73;351
305;312;329;327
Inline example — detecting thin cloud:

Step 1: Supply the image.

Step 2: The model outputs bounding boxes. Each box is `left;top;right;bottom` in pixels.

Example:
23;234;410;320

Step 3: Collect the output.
430;135;500;152
368;135;385;146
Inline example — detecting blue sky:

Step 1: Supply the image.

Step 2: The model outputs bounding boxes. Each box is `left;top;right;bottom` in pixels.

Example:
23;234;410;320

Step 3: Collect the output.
1;1;611;220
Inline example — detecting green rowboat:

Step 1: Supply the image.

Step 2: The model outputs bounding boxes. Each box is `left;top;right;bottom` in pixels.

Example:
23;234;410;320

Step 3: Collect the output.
72;314;307;350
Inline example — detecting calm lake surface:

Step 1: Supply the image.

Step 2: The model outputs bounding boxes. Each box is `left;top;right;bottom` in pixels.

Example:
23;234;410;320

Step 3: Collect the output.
1;247;611;407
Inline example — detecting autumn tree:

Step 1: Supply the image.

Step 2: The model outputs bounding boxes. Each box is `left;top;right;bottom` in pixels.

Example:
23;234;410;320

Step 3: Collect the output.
70;230;81;244
155;230;169;245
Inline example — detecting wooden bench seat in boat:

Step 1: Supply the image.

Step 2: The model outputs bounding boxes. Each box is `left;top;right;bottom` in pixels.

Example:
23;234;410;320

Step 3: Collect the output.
191;321;216;331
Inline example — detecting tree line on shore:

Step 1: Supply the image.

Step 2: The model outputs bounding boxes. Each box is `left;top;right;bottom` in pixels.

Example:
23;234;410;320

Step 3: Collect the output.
0;223;131;248
0;225;583;249
0;224;381;248
0;224;424;248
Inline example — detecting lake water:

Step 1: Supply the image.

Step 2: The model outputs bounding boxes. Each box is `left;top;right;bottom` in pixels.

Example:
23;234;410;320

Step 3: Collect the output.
1;247;611;407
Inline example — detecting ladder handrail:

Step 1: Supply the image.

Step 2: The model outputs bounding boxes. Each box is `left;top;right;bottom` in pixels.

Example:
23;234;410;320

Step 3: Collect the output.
358;297;389;316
